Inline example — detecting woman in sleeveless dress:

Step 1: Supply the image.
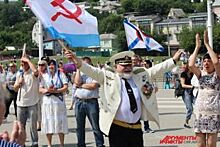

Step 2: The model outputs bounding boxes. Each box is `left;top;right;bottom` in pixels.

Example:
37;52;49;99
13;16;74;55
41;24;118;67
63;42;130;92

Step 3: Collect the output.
189;31;220;147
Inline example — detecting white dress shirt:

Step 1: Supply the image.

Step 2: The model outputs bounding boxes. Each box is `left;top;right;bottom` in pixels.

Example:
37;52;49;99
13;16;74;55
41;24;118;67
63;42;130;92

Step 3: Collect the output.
114;78;141;123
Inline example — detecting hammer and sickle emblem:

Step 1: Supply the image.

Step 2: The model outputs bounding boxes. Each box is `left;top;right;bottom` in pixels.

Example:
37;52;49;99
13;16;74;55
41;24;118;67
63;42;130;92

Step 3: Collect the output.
50;0;82;24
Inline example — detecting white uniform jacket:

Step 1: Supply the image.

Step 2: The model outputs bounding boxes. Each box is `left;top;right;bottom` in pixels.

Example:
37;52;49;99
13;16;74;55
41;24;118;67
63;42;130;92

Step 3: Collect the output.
79;58;175;135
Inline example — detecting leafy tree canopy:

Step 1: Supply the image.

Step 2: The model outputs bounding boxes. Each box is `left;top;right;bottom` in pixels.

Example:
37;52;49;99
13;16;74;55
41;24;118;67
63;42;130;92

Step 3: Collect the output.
0;0;211;54
121;0;206;16
179;25;220;54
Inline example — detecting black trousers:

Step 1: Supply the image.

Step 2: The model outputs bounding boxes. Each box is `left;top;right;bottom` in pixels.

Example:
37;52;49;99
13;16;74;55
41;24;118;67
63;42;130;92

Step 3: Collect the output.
109;123;143;147
144;120;150;130
4;89;17;118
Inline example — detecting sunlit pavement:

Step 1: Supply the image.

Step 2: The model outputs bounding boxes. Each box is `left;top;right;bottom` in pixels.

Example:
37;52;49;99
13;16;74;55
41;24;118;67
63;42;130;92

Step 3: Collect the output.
1;89;219;147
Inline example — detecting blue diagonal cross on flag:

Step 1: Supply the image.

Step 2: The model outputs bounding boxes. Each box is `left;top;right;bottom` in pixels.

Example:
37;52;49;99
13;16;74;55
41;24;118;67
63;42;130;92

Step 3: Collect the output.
123;19;164;52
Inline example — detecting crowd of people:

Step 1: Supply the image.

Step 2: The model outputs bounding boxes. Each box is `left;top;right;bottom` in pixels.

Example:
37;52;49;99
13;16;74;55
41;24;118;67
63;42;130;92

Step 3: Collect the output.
0;30;219;147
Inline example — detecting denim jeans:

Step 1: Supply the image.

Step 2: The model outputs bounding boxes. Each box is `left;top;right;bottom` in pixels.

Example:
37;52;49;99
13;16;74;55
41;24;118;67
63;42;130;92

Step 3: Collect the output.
182;89;194;121
17;104;38;146
75;98;104;147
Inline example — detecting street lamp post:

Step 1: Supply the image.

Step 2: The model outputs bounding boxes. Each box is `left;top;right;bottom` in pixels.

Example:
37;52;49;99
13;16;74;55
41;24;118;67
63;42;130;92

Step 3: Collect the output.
207;0;213;48
23;6;43;61
207;0;220;48
38;20;43;60
212;0;220;18
167;21;171;57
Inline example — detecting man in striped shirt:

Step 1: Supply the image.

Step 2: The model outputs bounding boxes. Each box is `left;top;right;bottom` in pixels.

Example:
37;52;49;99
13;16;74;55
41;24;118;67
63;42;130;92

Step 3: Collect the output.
0;139;21;147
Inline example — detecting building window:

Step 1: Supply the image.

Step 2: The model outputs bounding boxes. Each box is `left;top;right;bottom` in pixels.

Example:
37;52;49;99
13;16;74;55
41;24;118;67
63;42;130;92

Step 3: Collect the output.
176;25;179;31
176;34;180;41
168;34;173;41
158;26;164;33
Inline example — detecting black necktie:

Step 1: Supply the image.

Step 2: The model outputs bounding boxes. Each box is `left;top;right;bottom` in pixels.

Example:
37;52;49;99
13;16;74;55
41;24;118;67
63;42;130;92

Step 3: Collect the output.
123;78;138;113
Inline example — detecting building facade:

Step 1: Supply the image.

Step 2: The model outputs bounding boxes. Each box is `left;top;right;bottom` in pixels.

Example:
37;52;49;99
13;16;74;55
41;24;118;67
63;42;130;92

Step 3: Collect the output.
125;9;207;52
100;33;117;53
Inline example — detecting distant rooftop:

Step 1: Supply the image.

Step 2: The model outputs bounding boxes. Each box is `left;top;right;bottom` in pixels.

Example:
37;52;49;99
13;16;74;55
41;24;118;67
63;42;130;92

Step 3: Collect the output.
100;33;117;40
168;8;186;19
188;12;207;18
156;18;190;25
135;15;160;20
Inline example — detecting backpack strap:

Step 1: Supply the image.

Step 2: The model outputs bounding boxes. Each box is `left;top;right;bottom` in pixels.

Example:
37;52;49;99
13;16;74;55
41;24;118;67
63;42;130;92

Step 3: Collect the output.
57;70;63;87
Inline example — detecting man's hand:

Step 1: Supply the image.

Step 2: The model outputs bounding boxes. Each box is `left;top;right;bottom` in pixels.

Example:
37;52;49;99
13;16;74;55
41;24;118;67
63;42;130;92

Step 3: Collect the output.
60;39;82;68
18;76;24;86
64;50;75;61
196;33;201;49
41;88;49;94
10;121;26;146
204;30;209;46
21;56;30;63
0;131;10;141
64;50;82;68
47;87;57;94
172;49;183;63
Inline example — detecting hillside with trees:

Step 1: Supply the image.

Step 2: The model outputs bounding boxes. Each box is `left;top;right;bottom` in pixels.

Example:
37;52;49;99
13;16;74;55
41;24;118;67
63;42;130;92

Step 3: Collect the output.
0;0;220;55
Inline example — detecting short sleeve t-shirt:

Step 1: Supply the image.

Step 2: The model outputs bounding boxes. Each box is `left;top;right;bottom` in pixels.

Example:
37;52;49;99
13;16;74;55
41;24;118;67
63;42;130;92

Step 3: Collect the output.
180;71;193;86
15;70;39;107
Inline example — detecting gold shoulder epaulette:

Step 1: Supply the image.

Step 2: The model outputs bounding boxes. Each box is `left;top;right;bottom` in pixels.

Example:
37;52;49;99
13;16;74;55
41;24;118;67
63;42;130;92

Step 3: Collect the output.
133;68;145;74
105;67;114;73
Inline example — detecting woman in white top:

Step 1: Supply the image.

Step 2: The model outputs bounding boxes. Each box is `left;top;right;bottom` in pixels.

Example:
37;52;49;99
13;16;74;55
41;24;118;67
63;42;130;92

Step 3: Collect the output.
37;60;48;131
189;31;220;147
39;59;68;147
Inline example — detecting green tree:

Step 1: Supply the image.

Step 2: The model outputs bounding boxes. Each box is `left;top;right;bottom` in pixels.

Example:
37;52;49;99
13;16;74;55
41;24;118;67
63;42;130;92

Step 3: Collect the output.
99;14;123;34
121;0;201;16
4;0;9;3
0;2;35;49
115;30;128;52
0;3;22;27
192;0;207;12
69;0;99;2
0;31;13;49
0;0;212;55
172;24;220;54
179;26;206;54
121;0;136;13
134;0;161;15
213;24;220;52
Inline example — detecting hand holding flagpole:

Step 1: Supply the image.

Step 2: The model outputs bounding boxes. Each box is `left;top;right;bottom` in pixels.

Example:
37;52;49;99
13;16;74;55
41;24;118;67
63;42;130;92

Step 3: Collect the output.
22;43;27;57
58;40;82;68
19;43;26;101
58;40;71;54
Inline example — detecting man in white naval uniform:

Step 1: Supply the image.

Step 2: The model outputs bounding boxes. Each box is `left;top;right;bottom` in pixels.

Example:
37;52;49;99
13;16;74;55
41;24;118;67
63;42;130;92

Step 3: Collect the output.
65;50;182;147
